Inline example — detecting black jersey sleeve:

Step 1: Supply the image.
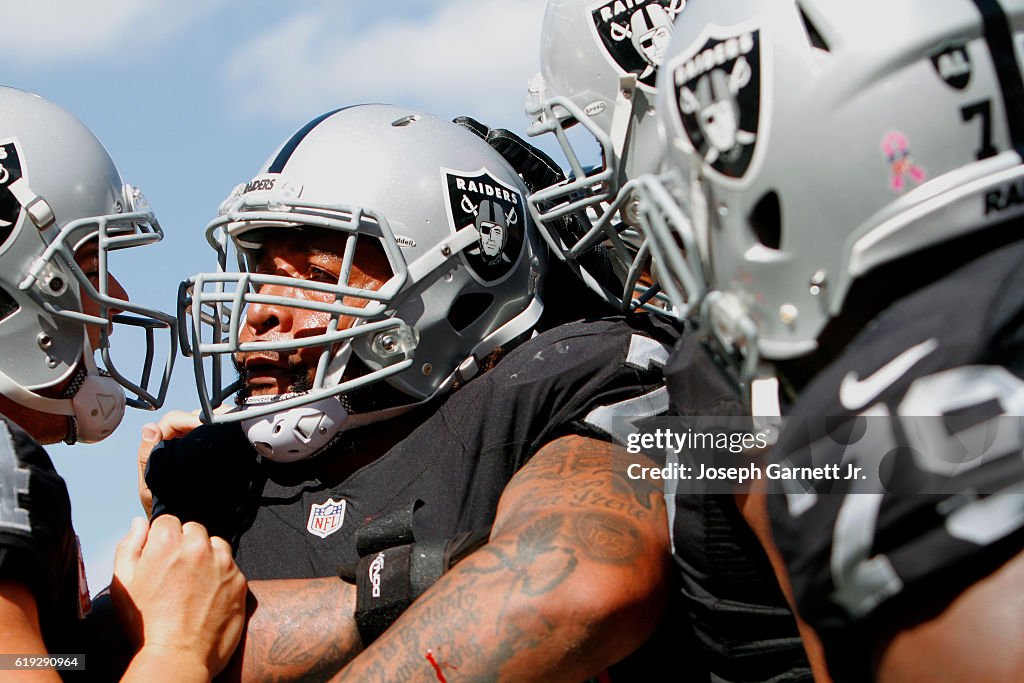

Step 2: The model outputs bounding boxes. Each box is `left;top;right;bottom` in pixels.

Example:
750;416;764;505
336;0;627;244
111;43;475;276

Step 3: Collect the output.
0;416;77;616
147;422;259;541
443;315;678;471
766;240;1024;682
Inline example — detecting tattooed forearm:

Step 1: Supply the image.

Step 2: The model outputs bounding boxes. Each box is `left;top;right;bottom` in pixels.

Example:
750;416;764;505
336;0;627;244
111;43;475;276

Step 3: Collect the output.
330;435;670;682
220;578;361;683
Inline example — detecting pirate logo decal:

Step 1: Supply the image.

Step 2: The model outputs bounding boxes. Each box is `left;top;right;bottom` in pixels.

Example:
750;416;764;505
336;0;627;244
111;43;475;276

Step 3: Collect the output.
0;139;26;249
589;0;686;89
669;27;763;181
443;168;525;283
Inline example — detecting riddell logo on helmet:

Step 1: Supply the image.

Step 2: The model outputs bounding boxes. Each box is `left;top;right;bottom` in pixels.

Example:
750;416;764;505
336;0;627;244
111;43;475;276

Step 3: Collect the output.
669;26;763;182
589;0;685;89
0;139;25;247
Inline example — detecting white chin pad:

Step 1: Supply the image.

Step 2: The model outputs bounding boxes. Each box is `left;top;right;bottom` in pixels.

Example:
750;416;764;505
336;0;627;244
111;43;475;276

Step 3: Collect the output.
71;374;127;443
242;396;349;463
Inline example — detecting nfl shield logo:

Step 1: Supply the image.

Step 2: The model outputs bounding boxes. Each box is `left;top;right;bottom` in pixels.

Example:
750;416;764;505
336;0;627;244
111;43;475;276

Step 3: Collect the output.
307;498;347;539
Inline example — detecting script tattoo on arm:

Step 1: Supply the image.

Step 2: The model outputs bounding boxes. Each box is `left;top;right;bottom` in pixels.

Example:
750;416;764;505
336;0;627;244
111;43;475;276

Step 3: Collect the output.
218;578;361;683
329;434;670;682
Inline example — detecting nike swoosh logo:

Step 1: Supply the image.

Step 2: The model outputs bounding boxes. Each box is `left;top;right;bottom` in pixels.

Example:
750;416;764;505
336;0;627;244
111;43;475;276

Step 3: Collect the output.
839;338;939;411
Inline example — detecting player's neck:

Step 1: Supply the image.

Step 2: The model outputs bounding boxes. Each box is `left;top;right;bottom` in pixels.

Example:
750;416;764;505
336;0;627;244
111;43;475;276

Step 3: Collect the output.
0;392;70;445
317;408;430;484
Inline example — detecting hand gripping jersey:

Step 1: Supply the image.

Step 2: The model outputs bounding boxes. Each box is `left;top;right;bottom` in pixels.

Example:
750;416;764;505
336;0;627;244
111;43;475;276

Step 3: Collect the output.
664;333;813;683
147;317;677;579
0;415;88;662
767;238;1024;682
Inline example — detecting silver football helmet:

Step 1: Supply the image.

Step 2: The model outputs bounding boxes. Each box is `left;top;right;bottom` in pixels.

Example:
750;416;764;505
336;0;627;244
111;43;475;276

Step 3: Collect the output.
642;0;1024;384
0;87;176;442
180;105;545;461
525;0;685;312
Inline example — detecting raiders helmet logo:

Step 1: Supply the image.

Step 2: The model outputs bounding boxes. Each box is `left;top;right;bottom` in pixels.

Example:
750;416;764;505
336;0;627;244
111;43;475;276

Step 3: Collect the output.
669;27;764;181
589;0;686;90
0;139;26;250
930;43;971;90
443;168;525;283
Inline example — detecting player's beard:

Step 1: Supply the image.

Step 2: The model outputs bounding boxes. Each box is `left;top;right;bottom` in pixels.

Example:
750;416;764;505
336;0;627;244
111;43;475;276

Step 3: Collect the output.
233;356;314;404
233;351;415;416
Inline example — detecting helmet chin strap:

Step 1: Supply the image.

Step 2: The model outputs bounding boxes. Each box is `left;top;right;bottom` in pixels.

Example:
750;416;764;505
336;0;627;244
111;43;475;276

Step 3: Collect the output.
239;344;356;463
237;343;422;462
61;331;127;444
241;394;350;463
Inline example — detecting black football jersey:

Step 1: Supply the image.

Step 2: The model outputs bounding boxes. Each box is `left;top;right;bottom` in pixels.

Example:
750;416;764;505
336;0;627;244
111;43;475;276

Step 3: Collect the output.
0;415;88;665
766;239;1024;682
148;316;678;580
664;332;813;683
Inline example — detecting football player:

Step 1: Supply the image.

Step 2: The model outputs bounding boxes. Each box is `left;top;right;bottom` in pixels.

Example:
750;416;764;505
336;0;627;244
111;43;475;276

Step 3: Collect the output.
0;86;246;681
641;0;1024;680
526;2;821;681
142;104;677;681
524;0;686;317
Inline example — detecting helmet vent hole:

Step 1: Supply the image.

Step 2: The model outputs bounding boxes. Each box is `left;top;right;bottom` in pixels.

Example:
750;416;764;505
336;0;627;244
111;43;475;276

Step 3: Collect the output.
749;191;782;250
448;292;494;332
391;115;420;127
798;5;830;53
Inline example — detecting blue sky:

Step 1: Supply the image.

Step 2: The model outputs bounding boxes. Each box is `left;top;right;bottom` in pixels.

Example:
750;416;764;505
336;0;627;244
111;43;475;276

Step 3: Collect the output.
3;0;553;590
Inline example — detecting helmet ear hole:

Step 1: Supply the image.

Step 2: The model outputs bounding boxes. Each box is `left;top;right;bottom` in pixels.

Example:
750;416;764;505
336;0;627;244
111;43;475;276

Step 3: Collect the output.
749;191;782;250
448;292;495;331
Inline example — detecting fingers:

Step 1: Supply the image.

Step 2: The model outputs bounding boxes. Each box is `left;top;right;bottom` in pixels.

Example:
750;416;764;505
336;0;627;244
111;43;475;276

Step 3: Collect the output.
159;410;204;438
138;410;204;460
138;410;204;516
209;536;236;573
113;517;149;586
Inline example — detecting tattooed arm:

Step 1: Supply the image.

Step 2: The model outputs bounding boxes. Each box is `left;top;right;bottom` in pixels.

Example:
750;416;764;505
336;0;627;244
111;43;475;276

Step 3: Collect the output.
217;578;361;683
329;434;671;682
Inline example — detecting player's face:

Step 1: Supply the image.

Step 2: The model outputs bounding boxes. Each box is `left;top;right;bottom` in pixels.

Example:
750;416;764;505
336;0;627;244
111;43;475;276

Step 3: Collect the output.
74;238;129;350
18;240;130;444
236;229;392;398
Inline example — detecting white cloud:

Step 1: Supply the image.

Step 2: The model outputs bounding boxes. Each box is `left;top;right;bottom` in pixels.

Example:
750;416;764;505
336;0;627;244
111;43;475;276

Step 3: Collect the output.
223;0;547;133
0;0;220;64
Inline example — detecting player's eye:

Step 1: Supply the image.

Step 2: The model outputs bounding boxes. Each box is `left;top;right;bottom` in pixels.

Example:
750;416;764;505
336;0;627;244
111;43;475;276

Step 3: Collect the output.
310;266;338;284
